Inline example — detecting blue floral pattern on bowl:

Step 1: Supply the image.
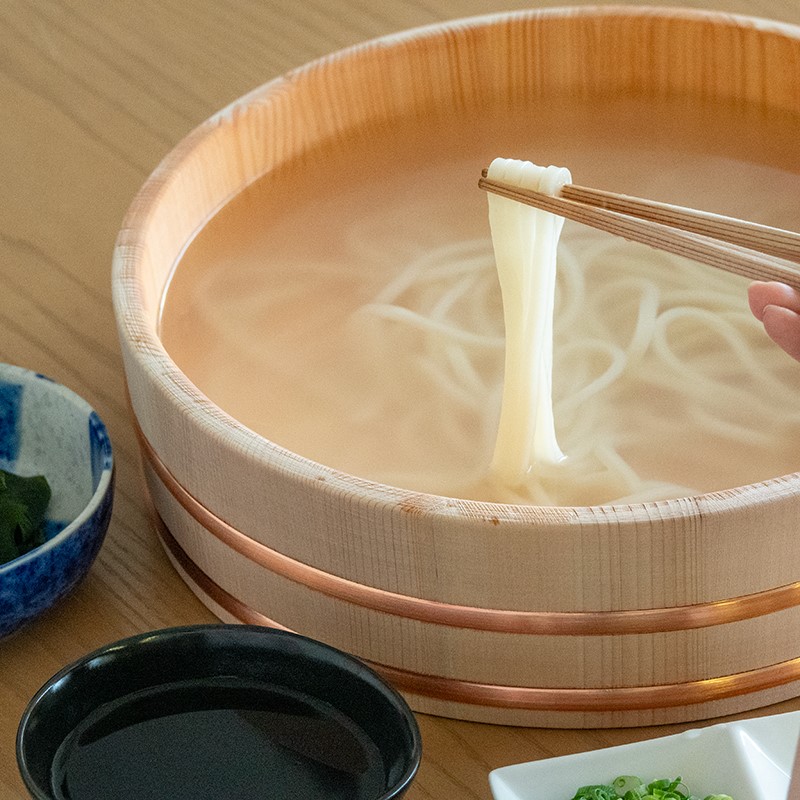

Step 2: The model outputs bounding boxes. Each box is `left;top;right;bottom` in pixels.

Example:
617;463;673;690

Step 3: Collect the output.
0;364;114;639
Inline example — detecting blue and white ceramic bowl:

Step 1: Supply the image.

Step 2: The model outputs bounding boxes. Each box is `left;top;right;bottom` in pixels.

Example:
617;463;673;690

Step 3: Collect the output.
0;364;114;638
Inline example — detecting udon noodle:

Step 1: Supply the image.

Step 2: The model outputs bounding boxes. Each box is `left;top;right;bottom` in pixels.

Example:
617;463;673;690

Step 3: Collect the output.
351;187;800;506
485;158;570;485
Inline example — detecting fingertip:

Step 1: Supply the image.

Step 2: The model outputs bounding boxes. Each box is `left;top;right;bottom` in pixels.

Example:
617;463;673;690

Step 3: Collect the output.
748;281;800;321
748;281;770;321
761;303;800;363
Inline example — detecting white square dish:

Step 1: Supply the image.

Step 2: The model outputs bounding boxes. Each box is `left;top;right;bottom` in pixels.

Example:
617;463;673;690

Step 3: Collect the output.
489;711;800;800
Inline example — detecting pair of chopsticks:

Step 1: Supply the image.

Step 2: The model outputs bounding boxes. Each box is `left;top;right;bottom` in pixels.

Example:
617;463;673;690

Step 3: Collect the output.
478;169;800;290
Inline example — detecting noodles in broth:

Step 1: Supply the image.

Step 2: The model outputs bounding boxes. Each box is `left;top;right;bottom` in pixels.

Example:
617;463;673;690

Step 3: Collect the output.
350;175;800;506
160;101;800;507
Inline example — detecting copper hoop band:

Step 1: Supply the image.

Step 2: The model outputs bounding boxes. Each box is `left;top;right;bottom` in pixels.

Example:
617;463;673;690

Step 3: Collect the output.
136;421;800;636
155;517;800;712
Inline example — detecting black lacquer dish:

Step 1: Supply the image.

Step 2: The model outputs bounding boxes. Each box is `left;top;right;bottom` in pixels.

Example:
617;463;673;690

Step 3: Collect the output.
17;624;421;800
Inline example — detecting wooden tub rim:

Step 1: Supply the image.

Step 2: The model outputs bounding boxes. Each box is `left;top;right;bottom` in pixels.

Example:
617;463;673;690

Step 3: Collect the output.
112;4;800;528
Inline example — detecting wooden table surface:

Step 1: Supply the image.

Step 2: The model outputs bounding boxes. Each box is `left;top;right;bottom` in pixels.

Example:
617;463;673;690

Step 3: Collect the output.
3;0;800;797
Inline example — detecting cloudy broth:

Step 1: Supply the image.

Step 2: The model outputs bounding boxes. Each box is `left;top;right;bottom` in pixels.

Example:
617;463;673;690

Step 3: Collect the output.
159;97;800;505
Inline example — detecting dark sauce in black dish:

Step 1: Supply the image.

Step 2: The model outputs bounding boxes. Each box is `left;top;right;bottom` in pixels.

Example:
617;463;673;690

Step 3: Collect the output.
17;625;421;800
50;677;386;800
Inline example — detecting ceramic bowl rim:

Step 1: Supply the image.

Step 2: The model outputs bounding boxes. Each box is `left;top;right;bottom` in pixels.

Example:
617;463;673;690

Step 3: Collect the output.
0;363;114;575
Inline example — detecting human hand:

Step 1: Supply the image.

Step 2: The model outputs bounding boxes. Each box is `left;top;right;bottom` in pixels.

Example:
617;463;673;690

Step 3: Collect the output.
748;280;800;362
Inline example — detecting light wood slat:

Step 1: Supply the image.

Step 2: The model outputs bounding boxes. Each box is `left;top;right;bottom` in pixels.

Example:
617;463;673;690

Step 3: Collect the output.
479;175;800;290
563;183;800;264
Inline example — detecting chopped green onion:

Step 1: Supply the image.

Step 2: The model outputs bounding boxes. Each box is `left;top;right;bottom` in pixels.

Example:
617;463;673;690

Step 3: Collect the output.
568;776;733;800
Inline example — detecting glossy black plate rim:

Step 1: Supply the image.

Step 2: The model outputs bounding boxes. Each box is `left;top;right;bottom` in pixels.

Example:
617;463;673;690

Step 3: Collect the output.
17;624;422;800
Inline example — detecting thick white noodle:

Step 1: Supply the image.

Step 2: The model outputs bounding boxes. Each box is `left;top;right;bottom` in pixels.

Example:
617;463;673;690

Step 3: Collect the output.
486;158;571;484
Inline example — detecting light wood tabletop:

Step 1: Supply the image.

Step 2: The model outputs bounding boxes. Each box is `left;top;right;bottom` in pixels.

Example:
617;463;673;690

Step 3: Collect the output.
3;1;800;797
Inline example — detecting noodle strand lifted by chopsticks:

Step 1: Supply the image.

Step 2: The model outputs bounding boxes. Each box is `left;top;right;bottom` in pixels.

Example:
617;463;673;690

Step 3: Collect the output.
486;159;571;483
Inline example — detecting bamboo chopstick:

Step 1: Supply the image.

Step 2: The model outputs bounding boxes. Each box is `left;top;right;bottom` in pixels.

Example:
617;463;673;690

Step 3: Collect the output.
478;170;800;291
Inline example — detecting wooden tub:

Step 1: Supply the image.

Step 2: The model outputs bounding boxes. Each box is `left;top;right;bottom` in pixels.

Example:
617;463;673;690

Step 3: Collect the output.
113;6;800;727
